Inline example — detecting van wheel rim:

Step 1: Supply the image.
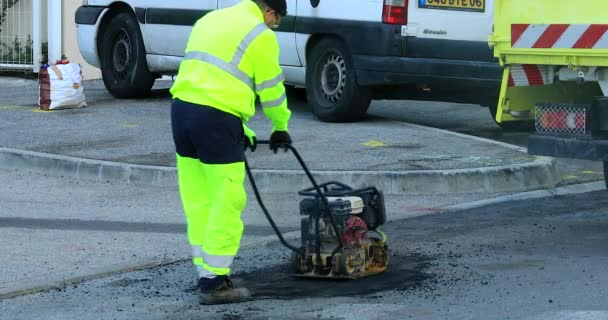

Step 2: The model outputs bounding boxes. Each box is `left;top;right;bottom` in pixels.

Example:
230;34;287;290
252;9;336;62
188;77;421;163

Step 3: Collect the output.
112;29;131;79
320;53;346;103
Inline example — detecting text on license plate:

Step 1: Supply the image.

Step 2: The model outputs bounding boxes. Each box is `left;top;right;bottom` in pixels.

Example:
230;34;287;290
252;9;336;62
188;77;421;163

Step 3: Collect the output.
419;0;485;12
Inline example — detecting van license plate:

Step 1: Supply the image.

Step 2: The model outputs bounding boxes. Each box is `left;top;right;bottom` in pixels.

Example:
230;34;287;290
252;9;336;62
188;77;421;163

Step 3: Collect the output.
419;0;485;12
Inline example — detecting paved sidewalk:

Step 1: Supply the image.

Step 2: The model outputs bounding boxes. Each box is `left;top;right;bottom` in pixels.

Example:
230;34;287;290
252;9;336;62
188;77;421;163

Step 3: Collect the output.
0;78;559;194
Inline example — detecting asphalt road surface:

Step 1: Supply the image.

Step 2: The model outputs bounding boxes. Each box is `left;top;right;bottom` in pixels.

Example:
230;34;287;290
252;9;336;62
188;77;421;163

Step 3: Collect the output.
2;188;606;320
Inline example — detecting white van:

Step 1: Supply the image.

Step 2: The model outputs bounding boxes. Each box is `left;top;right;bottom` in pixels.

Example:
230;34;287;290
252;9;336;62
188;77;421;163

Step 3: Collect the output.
76;0;501;122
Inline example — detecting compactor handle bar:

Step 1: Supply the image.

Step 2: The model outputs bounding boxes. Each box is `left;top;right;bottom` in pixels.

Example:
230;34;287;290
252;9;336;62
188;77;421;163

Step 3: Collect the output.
244;140;344;256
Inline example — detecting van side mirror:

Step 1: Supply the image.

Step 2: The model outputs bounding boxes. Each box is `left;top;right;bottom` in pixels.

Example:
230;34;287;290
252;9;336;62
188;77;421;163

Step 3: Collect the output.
310;0;320;7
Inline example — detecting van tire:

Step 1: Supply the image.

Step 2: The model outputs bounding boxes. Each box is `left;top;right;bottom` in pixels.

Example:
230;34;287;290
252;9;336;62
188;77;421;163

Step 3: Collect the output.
489;104;534;132
306;38;371;122
99;12;155;98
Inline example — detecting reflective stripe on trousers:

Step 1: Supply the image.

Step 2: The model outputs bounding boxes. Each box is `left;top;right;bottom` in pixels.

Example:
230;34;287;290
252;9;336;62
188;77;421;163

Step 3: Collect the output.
192;245;237;279
190;245;236;268
192;245;204;259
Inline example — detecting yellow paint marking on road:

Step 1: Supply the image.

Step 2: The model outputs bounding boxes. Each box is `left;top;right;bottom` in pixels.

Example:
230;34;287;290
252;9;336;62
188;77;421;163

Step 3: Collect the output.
118;123;139;128
562;175;579;180
562;170;604;180
0;106;18;109
32;108;51;113
579;170;602;175
362;140;387;147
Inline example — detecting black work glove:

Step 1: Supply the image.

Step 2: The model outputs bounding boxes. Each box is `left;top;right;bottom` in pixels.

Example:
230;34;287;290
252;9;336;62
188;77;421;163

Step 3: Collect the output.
243;124;257;152
269;131;292;153
244;135;257;152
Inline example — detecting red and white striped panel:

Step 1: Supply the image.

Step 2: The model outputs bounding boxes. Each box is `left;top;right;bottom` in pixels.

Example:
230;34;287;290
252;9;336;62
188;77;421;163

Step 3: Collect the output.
512;24;608;49
508;64;550;87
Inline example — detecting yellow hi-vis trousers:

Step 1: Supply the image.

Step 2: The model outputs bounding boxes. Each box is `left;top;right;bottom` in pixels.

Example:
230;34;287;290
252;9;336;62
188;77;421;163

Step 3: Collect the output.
171;99;246;279
177;157;246;278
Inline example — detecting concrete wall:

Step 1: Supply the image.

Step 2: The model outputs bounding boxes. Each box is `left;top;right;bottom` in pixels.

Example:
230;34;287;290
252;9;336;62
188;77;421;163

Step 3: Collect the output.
62;0;101;80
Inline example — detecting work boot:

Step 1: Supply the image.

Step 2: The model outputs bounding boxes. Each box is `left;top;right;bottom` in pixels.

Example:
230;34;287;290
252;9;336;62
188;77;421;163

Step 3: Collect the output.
198;276;251;305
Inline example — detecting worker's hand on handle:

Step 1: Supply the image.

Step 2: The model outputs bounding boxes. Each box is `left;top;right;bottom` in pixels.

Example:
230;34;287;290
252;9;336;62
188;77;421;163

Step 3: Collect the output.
243;124;257;152
269;131;292;153
244;135;257;152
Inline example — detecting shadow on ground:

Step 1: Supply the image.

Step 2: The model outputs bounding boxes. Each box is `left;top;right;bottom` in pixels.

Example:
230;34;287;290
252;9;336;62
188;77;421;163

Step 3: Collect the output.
235;253;434;300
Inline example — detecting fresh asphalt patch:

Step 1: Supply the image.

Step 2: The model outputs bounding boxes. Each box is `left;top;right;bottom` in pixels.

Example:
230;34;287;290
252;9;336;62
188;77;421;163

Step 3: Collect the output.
236;252;434;300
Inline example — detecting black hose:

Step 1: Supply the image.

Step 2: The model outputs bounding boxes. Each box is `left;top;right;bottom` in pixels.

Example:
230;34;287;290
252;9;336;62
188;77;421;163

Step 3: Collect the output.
244;157;301;253
244;141;344;256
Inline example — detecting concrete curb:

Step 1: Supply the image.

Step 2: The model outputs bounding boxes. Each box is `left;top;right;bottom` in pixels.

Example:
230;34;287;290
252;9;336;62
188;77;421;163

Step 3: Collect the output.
0;147;561;194
440;181;606;213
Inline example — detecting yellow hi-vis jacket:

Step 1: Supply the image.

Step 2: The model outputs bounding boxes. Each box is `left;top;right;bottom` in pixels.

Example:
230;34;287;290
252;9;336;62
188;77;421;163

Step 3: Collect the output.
170;0;292;132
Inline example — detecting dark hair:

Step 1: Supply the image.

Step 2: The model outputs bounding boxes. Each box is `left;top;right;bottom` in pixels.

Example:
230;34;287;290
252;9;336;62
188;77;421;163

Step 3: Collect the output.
254;0;287;16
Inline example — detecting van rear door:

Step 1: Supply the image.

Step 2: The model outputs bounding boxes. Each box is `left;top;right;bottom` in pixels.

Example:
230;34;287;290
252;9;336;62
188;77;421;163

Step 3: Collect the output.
406;0;495;62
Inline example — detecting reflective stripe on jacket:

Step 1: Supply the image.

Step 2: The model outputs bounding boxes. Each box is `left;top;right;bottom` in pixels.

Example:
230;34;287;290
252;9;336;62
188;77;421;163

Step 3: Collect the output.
170;0;291;131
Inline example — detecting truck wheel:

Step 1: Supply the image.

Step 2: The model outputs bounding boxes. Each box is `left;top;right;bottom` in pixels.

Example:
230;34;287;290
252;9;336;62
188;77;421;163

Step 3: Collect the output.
604;161;608;189
99;12;155;98
306;38;371;122
489;104;534;132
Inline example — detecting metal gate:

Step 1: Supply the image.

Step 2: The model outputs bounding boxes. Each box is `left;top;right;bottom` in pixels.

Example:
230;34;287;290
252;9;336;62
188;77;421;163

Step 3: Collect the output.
0;0;42;72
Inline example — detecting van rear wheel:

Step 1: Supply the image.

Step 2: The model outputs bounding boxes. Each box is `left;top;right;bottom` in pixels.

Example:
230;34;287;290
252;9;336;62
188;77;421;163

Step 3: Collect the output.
99;12;155;98
306;38;371;122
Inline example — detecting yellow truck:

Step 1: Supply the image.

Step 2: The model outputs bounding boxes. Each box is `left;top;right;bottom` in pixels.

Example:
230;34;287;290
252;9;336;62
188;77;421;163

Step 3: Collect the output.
489;0;608;189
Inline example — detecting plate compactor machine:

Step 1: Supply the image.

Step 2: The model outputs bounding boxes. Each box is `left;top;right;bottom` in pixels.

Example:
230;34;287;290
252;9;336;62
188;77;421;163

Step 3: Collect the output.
245;141;389;279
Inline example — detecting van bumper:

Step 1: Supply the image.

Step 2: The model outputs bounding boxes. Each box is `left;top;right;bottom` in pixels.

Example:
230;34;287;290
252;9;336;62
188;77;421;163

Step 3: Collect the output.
75;6;106;25
353;55;502;88
75;6;108;68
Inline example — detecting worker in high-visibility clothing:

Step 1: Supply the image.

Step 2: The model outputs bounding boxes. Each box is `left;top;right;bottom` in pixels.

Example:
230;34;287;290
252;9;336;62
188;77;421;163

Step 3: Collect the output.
169;0;291;305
